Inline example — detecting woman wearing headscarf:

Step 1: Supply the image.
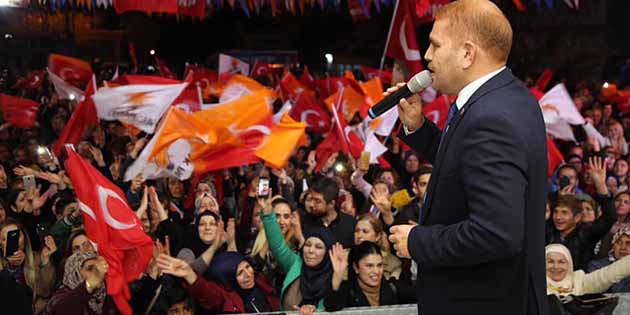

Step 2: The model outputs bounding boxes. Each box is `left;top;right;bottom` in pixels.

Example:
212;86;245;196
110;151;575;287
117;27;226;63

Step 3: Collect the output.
546;243;630;296
172;211;235;275
325;241;415;311
46;251;117;315
157;251;279;314
258;193;334;315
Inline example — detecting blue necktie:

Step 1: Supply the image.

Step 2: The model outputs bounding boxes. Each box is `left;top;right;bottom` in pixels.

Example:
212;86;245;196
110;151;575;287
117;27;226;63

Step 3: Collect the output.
439;103;459;145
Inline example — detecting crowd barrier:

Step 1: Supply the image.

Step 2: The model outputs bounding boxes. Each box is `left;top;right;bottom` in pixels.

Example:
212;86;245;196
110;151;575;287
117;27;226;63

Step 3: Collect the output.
234;294;630;315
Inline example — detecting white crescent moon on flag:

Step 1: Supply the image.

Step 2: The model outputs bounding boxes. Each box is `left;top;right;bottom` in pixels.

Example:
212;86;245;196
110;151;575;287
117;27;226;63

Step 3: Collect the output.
300;109;321;126
426;110;440;124
59;68;80;81
98;186;137;230
400;20;421;61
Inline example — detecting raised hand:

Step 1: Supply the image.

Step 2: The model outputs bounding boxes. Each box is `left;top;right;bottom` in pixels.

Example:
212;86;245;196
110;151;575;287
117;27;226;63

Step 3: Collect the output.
588;156;608;195
40;235;57;265
13;165;36;177
386;83;424;132
156;254;197;284
329;243;348;274
255;187;273;215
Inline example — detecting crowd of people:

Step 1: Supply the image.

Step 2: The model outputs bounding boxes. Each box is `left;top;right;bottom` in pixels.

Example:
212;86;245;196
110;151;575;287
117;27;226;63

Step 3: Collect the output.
0;55;630;315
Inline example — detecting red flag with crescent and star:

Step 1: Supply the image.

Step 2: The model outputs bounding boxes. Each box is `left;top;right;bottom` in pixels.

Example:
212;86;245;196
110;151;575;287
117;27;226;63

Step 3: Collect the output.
64;147;153;315
48;54;93;89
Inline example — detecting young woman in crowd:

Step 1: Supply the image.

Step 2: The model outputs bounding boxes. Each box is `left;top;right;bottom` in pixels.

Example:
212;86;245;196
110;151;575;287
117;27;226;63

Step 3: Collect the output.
249;196;304;290
325;241;414;311
353;214;401;280
0;219;56;314
258;190;335;315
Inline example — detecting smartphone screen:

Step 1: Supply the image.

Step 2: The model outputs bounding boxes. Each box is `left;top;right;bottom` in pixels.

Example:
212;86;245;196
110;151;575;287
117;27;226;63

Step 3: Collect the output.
4;229;20;257
257;177;270;198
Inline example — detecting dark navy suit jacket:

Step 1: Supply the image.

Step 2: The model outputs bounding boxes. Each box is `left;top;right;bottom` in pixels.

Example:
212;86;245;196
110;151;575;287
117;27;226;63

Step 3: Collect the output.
400;68;549;315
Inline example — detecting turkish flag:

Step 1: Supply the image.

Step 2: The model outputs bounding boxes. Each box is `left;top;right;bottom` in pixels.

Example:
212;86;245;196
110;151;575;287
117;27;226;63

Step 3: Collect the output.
536;68;553;91
422;94;450;130
547;136;563;178
184;65;218;91
251;60;272;77
300;66;317;91
172;85;202;113
315;76;363;99
64;147;153;315
385;0;423;78
280;71;314;102
0;93;40;129
114;0;178;14
129;43;139;74
12;70;45;93
331;88;364;159
52;75;98;156
290;93;331;133
48;54;93;89
412;0;450;26
178;0;206;18
361;66;393;85
155;57;177;80
348;0;371;21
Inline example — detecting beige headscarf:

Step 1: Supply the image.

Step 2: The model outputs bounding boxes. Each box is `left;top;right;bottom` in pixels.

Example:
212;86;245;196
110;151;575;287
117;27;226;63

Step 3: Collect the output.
63;251;107;315
546;244;575;295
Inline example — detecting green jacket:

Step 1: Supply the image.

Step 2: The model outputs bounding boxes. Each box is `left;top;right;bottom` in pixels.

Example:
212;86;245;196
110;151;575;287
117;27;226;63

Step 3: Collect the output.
261;210;325;310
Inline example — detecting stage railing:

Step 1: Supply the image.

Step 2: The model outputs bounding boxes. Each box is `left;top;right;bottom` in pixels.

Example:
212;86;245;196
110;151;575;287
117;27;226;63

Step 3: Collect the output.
232;294;630;315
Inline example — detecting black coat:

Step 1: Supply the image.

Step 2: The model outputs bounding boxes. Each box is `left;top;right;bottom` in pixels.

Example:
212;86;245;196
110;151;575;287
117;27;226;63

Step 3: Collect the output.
324;277;415;311
400;68;549;315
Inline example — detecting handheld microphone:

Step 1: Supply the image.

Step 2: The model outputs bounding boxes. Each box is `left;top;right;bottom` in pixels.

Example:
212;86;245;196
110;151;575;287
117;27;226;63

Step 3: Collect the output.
368;70;433;119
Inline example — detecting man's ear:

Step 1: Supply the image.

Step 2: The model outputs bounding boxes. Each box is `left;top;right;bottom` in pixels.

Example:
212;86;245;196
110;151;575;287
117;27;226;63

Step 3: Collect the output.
461;41;476;70
574;213;583;224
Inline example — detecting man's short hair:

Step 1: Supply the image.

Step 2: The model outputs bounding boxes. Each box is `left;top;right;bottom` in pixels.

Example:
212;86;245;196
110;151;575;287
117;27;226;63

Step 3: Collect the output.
435;0;513;63
557;164;578;176
554;195;582;216
311;176;339;204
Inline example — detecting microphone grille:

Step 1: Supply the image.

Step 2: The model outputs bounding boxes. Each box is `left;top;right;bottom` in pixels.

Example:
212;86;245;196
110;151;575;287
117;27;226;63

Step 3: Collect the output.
407;70;433;93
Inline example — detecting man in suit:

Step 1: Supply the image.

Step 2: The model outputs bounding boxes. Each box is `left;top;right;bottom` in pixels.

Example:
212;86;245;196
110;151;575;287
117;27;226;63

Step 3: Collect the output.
387;1;549;314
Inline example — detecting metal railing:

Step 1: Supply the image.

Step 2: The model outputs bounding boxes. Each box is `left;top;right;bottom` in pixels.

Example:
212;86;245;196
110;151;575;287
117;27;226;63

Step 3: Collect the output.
232;294;630;315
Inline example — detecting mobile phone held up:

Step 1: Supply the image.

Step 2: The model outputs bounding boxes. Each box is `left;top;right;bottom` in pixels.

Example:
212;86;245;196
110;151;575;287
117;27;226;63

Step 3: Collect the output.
257;177;270;198
23;174;36;192
4;229;20;258
559;176;570;190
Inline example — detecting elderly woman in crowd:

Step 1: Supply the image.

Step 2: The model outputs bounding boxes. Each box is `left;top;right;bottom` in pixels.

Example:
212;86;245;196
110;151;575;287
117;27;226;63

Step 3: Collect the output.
46;251;116;315
587;226;630;292
158;251;279;314
546;243;630;296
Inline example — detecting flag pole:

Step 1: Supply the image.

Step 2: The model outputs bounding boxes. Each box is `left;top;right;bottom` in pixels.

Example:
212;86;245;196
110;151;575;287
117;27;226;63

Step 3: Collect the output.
379;0;402;76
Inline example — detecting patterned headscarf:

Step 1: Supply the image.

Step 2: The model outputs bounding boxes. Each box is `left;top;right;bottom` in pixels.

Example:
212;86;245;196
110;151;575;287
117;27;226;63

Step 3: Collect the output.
63;251;107;315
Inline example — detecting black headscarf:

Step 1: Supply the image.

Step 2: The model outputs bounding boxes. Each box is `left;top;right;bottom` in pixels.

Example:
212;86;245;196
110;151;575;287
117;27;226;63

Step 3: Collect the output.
209;252;271;313
188;211;221;257
300;228;334;306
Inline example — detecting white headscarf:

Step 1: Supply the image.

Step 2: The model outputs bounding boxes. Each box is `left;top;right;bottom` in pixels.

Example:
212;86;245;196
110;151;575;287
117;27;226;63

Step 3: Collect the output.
546;244;575;295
